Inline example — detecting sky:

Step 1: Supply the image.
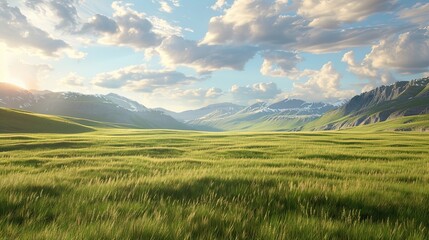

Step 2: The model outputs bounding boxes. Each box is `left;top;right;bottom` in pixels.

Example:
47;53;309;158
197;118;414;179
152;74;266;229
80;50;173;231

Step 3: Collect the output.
0;0;428;111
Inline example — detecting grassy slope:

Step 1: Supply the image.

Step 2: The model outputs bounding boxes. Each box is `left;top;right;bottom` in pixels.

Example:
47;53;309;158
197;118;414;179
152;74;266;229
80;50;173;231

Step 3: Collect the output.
303;97;429;131
345;114;429;132
193;112;313;131
0;129;428;239
0;108;93;133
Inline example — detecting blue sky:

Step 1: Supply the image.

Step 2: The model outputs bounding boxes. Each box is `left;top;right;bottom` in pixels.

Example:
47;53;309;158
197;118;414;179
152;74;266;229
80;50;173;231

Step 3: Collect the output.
1;0;428;111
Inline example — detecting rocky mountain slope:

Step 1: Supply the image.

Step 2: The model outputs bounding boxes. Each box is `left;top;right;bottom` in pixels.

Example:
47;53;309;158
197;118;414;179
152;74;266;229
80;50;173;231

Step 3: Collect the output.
304;77;429;131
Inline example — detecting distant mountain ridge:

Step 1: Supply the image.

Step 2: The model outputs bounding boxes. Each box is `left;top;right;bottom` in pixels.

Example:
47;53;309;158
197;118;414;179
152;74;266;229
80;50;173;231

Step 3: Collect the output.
158;99;336;131
158;103;245;122
0;83;36;109
304;77;429;131
2;76;428;132
0;83;190;130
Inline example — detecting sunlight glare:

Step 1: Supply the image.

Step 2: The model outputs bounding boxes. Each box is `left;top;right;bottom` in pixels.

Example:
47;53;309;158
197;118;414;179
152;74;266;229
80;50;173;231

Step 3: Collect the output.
0;44;6;83
7;78;28;90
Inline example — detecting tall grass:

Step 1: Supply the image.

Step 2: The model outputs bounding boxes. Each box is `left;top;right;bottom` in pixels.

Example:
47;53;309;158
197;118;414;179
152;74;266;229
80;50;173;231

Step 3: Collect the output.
0;130;428;239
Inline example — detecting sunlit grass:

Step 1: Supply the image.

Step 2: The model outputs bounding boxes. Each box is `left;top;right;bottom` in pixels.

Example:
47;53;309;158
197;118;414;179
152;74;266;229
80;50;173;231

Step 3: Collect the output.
0;129;428;239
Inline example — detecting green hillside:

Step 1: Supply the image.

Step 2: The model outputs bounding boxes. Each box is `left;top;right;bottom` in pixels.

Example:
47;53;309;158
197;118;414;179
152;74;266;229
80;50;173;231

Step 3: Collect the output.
304;78;429;131
207;115;312;131
343;114;429;132
304;97;429;131
0;108;93;133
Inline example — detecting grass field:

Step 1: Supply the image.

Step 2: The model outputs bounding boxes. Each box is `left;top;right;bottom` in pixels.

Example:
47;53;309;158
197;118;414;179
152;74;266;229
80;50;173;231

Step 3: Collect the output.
0;129;428;239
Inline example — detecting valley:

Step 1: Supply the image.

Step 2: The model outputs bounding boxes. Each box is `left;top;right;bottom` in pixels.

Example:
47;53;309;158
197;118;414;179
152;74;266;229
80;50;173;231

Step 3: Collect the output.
2;1;429;239
2;77;429;133
0;129;428;239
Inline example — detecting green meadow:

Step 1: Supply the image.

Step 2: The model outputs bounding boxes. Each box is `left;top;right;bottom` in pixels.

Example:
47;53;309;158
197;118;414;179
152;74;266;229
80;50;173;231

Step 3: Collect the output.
0;129;428;239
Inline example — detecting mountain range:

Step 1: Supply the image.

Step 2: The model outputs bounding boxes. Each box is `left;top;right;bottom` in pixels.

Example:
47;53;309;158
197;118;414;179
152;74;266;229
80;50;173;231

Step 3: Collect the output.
303;77;429;131
1;77;428;132
0;83;190;130
172;99;336;131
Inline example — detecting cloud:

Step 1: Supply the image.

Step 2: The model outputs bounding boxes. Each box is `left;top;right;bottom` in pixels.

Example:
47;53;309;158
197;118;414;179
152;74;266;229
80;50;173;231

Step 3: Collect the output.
80;14;119;34
342;51;396;92
94;2;162;49
342;51;378;79
211;0;228;10
297;0;397;28
172;87;224;100
202;0;399;53
231;82;281;103
363;27;429;74
158;0;180;13
260;51;302;79
291;62;355;102
0;2;84;58
160;87;224;107
158;36;258;73
92;65;200;92
399;2;429;25
159;1;174;13
147;16;183;38
61;72;85;87
80;2;182;50
25;0;80;32
159;1;173;13
203;0;302;47
294;26;400;53
341;28;429;91
140;87;223;111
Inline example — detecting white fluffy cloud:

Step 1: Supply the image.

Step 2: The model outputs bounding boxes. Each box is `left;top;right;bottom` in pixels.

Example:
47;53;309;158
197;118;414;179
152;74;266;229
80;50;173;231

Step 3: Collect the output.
202;0;397;53
203;0;301;47
342;51;396;92
0;2;84;58
364;27;429;74
25;0;80;32
158;36;257;73
342;51;378;79
172;88;223;100
159;1;173;13
211;0;228;10
80;14;118;35
231;82;281;102
95;2;163;49
61;72;85;87
92;65;200;92
292;62;355;102
80;2;182;50
140;87;223;111
158;0;180;13
260;51;301;79
341;28;429;91
297;0;397;28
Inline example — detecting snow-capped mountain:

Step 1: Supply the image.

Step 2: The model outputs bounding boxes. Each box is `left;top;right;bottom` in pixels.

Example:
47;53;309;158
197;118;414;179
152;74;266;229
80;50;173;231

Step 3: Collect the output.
158;103;245;121
0;83;190;130
104;93;148;112
0;83;35;109
182;99;336;131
